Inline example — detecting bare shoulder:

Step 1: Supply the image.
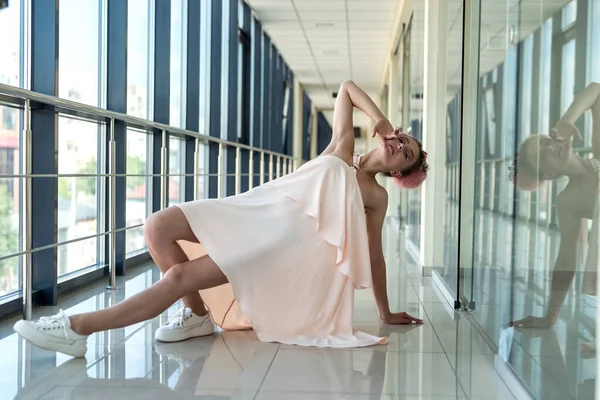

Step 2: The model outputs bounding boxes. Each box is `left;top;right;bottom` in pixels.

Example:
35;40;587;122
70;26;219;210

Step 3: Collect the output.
362;180;388;213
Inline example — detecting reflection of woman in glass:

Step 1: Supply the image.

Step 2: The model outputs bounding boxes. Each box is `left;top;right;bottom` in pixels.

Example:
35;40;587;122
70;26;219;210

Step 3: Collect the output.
509;82;600;328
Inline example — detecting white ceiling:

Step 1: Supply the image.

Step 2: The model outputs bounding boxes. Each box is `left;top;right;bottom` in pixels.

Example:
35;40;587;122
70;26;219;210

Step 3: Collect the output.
245;0;402;127
246;0;573;128
410;0;572;100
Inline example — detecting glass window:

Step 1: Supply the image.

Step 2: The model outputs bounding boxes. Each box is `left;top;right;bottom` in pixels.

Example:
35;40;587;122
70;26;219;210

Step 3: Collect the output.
561;0;577;29
0;105;20;297
0;0;21;88
591;0;600;83
126;129;150;256
560;40;576;116
199;0;210;134
170;0;187;128
520;35;533;140
58;0;101;107
127;0;152;119
168;137;186;206
57;116;102;278
538;19;552;134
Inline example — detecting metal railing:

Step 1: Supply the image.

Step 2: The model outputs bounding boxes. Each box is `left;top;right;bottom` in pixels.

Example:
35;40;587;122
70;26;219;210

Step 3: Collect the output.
0;83;298;319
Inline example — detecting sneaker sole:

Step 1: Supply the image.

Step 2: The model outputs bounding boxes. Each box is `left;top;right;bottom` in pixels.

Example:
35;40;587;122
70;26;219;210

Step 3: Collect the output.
155;324;215;343
13;320;87;358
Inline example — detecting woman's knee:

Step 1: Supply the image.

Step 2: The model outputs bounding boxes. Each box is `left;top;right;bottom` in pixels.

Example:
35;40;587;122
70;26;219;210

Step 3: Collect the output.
163;262;185;282
144;206;194;249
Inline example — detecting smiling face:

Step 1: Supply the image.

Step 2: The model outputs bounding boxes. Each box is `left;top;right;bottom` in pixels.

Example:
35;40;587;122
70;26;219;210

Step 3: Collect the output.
379;133;421;177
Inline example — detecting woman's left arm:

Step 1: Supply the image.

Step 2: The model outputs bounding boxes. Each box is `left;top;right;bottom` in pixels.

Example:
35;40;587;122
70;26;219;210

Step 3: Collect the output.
366;191;423;325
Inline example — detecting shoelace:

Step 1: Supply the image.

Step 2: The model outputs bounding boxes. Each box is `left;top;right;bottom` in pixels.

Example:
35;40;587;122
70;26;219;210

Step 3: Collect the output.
37;309;71;340
168;308;191;328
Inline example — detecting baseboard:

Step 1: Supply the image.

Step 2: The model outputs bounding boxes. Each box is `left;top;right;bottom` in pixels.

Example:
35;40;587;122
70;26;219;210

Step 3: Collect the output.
431;270;461;320
494;354;534;400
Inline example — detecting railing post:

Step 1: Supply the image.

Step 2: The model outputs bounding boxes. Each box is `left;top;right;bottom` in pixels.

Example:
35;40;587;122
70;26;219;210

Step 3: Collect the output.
248;150;254;190
268;154;273;181
259;151;265;185
160;130;168;209
276;156;281;179
217;143;224;199
106;118;118;291
193;138;200;201
22;99;33;319
235;146;241;195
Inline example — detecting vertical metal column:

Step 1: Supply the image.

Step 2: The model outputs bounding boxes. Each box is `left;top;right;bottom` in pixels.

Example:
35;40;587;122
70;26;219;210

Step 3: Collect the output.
193;138;200;201
106;118;118;291
259;151;265;185
217;143;224;198
248;150;254;189
456;0;481;308
160;130;168;209
268;154;273;181
235;146;241;195
276;156;281;179
22;100;33;319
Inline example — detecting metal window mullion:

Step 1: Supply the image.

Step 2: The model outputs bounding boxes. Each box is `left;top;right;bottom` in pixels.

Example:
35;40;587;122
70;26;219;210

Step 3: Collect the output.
456;0;482;309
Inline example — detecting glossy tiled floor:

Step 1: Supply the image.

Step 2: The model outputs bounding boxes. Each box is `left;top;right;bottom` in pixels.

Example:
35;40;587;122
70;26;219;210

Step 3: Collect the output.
0;220;521;400
434;207;598;400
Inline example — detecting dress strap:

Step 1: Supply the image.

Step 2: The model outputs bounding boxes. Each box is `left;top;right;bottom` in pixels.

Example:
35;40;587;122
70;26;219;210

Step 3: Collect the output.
353;154;361;171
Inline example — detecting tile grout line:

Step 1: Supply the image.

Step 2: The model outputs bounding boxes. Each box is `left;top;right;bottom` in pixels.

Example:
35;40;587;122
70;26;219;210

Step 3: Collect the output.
253;344;280;400
405;264;470;399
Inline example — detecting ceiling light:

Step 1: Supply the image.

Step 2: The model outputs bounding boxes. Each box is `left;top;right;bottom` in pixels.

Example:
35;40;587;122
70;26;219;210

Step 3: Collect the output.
315;22;334;28
323;50;338;55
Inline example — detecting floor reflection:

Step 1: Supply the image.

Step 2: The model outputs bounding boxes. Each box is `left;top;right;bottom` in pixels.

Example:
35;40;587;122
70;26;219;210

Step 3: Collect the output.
11;325;403;400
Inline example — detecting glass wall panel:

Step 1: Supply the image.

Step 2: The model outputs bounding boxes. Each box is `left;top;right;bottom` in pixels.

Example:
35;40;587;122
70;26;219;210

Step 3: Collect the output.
0;0;22;88
436;0;464;299
58;0;101;107
170;0;187;128
0;105;20;297
462;0;597;398
404;9;425;257
57;117;103;278
126;129;151;255
127;0;152;120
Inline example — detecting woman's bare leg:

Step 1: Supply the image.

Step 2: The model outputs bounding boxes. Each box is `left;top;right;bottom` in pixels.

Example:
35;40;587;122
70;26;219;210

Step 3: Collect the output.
144;206;208;316
69;254;228;335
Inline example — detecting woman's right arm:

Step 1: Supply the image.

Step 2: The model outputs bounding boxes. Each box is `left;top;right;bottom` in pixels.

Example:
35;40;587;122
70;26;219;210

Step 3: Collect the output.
324;80;393;162
511;195;582;327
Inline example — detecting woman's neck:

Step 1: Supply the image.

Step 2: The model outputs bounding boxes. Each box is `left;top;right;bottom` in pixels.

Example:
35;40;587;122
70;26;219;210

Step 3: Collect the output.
564;154;592;179
356;149;387;178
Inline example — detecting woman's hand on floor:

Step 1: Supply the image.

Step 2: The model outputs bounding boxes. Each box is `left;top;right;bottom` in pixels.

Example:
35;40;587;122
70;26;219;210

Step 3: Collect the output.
384;312;424;325
509;315;556;329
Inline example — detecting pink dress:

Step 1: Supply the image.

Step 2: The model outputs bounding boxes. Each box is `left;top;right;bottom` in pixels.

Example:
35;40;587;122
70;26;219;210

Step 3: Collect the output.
175;154;388;348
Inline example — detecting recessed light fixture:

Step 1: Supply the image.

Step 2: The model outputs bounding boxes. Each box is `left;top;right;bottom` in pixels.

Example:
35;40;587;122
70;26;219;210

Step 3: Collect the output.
316;22;334;28
323;50;338;55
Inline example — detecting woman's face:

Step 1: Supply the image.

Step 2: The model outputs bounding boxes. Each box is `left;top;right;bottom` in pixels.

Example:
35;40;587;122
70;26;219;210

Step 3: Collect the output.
379;133;420;176
523;134;571;178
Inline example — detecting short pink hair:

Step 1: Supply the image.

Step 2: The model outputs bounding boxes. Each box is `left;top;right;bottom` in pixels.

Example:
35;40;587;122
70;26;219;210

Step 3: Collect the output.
390;149;429;189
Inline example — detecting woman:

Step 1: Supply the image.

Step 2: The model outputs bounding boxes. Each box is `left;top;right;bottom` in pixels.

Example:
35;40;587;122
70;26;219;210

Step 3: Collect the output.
13;80;428;358
509;82;600;328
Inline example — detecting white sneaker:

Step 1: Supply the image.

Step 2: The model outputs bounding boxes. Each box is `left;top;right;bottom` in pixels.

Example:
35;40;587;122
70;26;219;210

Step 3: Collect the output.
13;310;88;358
155;307;214;343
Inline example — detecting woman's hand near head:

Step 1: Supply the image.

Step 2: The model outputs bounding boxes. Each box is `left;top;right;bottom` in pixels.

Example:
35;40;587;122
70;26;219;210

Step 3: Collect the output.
371;120;397;146
551;120;581;142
